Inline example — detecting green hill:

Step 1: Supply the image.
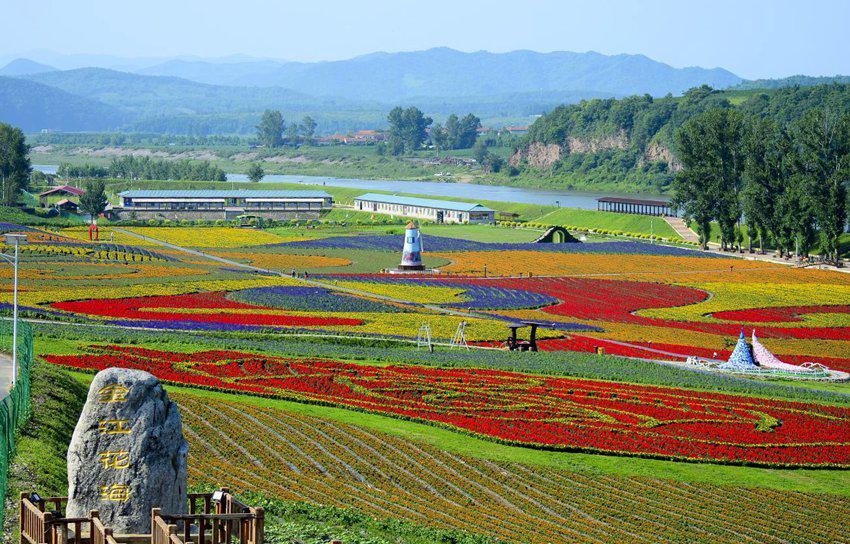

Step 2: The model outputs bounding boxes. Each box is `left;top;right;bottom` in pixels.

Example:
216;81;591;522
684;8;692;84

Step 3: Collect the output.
511;83;850;192
0;76;126;132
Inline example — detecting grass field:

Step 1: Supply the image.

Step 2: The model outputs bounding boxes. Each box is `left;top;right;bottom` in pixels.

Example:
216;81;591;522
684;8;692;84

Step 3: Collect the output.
535;207;680;238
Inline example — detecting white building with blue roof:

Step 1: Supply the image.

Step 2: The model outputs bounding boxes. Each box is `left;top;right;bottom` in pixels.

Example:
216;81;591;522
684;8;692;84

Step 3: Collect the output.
117;189;333;220
354;193;494;224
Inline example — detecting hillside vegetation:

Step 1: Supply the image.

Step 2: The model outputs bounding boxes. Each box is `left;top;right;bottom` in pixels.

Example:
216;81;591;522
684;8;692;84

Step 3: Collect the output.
511;84;850;192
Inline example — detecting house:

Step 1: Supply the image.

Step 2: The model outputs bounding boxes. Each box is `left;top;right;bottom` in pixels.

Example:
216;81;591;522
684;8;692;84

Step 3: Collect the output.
54;199;79;212
117;190;333;220
353;193;495;224
502;125;529;135
38;185;85;206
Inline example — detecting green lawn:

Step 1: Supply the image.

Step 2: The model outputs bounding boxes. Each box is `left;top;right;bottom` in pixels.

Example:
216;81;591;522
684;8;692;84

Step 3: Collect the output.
535;207;680;238
419;224;544;242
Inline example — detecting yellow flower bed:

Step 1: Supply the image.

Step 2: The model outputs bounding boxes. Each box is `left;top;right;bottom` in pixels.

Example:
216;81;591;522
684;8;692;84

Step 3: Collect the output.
60;227;160;246
210;251;350;271
327;280;469;304
431;251;767;278
639;282;850;323
122;227;291;248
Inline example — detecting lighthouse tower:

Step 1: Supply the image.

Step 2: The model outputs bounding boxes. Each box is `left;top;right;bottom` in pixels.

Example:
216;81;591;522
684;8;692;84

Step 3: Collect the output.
398;221;425;270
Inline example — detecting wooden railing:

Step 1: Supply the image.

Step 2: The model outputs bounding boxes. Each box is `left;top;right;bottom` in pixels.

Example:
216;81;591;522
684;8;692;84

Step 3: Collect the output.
21;489;264;544
154;489;264;544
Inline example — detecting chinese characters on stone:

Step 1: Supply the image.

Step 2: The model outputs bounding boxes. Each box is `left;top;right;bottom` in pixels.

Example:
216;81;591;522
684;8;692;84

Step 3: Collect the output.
97;384;132;504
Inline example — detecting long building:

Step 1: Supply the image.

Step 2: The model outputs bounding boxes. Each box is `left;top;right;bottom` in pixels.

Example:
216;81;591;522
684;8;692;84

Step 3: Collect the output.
353;193;495;224
117;190;333;220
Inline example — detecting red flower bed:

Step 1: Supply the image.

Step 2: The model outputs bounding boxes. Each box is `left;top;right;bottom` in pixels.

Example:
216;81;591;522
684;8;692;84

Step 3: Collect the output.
51;292;363;328
713;305;850;323
44;346;850;467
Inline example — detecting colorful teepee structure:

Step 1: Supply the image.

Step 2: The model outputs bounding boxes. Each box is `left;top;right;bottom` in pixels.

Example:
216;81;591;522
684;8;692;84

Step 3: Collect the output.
719;330;758;370
751;330;818;372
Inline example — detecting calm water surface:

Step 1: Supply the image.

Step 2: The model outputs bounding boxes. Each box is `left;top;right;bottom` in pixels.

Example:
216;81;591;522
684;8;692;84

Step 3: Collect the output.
35;165;669;211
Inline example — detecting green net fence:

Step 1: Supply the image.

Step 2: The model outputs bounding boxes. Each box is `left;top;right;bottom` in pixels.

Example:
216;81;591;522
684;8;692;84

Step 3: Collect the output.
0;319;33;529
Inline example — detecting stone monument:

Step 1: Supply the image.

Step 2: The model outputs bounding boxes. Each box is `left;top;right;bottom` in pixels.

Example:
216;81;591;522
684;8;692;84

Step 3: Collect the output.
66;368;189;534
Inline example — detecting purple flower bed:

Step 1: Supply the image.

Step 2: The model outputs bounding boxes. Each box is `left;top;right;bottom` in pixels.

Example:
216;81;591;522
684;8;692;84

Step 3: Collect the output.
226;286;407;313
277;235;716;257
0;222;35;233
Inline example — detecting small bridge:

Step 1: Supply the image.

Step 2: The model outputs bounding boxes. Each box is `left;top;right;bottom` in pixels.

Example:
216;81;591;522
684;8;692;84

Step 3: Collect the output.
20;489;264;544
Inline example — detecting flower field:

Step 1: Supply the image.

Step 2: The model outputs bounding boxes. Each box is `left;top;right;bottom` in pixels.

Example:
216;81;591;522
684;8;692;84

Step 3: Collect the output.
44;345;850;467
168;390;849;544
5;221;849;369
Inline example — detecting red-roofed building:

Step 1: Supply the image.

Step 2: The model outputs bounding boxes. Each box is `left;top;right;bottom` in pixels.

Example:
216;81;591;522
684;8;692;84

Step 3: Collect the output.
38;185;85;206
502;125;529;135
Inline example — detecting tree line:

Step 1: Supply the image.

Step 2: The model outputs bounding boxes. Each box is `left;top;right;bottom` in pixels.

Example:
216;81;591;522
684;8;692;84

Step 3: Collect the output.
57;156;227;182
673;107;849;262
256;110;317;148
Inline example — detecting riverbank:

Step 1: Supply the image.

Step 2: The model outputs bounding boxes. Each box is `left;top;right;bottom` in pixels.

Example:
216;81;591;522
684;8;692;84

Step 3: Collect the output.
31;143;672;196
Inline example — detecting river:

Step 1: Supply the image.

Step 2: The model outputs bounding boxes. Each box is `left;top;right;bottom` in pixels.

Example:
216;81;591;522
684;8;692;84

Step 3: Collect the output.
34;165;669;211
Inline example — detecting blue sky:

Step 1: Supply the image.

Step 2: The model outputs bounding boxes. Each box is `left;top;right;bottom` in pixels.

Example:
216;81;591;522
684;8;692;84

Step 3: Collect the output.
4;0;849;79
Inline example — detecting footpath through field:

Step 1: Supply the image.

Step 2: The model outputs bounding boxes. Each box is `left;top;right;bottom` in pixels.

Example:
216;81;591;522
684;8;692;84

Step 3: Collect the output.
0;352;11;397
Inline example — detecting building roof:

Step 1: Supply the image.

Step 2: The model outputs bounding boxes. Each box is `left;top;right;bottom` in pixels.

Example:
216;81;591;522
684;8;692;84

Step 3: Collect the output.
354;193;493;213
597;196;671;207
55;198;78;207
119;190;331;199
39;185;85;198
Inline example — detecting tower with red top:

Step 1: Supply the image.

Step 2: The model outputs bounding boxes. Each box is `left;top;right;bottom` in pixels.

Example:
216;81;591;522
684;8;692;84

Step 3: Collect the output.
399;221;425;271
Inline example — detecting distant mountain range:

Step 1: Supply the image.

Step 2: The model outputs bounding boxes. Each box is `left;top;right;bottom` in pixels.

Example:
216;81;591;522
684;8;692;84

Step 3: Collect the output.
0;47;844;135
0;58;57;76
134;48;743;100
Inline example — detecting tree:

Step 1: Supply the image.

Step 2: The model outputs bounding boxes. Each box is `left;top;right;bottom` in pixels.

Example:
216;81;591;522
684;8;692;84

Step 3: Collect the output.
444;113;482;149
430;123;448;154
790;108;850;262
673;108;747;250
286;122;301;145
301;116;317;143
387;106;432;155
79;180;108;221
247;163;265;183
472;139;490;166
256;110;284;148
0;123;31;206
457;113;482;149
741;118;791;252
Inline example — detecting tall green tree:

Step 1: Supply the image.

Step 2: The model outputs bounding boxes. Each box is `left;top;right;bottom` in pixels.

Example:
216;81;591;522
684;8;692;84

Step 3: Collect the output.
673;109;747;249
79;180;108;220
387;107;432;155
790;108;850;262
741;118;791;252
301;116;317;142
256;109;285;148
0;123;31;206
775;173;818;257
430;123;448;154
286;122;301;145
247;163;265;183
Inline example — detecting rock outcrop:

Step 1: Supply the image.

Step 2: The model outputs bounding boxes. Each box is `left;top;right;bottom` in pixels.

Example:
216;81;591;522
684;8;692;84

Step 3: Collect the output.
643;142;681;172
566;132;628;154
509;142;562;169
66;368;188;534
